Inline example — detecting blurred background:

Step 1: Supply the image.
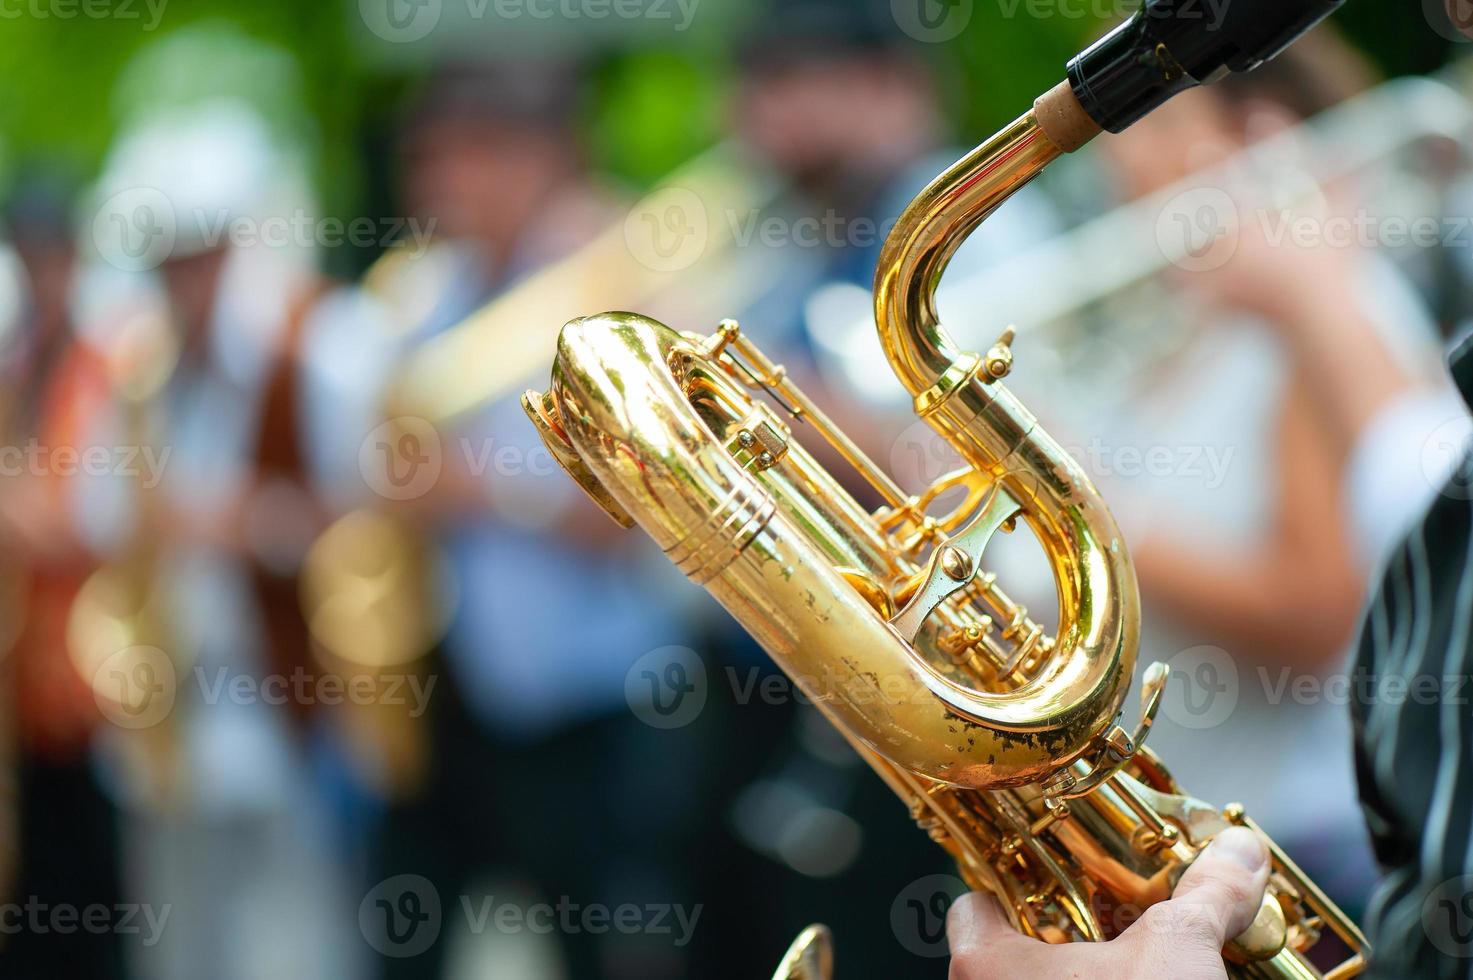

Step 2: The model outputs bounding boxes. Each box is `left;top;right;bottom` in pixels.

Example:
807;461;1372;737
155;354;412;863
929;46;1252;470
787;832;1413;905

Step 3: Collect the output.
2;0;1472;977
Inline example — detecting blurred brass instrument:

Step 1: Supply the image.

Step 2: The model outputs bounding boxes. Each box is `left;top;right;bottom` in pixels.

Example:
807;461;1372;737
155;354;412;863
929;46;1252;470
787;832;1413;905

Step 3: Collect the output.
810;74;1473;397
66;309;186;802
525;2;1367;976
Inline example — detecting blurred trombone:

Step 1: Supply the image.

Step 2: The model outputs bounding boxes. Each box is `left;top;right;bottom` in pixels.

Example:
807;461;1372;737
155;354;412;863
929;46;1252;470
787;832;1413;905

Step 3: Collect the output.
805;75;1473;400
390;145;786;424
302;145;787;794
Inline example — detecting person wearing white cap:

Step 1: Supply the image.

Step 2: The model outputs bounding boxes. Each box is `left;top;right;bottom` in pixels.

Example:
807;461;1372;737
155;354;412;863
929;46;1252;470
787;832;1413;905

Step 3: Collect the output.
79;97;367;980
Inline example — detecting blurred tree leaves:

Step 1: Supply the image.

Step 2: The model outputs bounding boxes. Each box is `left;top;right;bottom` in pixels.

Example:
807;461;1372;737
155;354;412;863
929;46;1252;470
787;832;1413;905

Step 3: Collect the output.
0;0;1454;238
0;0;364;211
585;47;728;185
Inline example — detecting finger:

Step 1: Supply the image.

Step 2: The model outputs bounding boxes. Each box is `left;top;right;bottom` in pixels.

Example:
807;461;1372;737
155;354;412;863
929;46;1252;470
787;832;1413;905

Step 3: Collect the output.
1139;826;1270;950
947;891;1035;967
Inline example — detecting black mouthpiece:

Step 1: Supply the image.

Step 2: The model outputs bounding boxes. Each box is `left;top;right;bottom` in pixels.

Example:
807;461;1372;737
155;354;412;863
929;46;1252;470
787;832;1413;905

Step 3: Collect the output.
1066;0;1346;133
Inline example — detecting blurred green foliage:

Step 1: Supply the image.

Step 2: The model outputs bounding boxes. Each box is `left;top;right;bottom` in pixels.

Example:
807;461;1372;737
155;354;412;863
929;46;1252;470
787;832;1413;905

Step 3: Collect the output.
0;0;1459;254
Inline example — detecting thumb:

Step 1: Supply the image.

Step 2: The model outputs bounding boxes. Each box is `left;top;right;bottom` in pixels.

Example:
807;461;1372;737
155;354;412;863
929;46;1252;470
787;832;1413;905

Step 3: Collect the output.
946;892;1033;964
1158;826;1272;949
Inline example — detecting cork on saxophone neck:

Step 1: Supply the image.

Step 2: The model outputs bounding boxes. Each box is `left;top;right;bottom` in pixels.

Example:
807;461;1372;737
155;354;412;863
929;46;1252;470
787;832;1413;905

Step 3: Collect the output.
1033;80;1101;154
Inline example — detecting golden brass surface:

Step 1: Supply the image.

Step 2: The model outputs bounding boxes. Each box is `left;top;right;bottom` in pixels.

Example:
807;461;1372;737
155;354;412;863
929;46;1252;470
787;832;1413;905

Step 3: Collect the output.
525;89;1367;977
771;925;833;980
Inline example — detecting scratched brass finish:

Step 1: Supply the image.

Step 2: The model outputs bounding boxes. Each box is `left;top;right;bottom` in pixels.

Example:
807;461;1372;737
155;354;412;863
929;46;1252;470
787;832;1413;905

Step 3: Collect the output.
526;100;1367;977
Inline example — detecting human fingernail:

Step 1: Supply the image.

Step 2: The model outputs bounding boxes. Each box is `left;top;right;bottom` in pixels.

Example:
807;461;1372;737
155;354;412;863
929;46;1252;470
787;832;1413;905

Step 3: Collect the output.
1209;826;1268;872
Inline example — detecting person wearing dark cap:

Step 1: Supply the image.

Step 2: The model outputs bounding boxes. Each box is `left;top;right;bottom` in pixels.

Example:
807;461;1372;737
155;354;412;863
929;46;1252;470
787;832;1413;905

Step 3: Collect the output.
363;60;708;980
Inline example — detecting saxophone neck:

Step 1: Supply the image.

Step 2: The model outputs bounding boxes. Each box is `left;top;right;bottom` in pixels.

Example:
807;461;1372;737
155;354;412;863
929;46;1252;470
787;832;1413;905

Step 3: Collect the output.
873;89;1093;403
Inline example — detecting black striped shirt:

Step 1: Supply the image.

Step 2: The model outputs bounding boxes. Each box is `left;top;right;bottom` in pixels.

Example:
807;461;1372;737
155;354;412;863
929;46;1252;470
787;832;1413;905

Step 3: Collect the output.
1354;333;1473;979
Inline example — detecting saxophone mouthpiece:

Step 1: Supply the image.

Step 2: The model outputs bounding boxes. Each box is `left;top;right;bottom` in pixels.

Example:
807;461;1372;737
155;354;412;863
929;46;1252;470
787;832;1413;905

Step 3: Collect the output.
1067;0;1346;132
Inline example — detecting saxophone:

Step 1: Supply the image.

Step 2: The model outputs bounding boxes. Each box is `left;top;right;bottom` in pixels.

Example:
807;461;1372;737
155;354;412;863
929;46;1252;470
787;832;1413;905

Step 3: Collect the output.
524;1;1367;976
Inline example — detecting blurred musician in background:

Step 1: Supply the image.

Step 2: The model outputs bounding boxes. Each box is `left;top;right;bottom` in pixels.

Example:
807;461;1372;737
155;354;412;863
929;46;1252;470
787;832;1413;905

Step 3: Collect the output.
1087;26;1469;916
78;98;364;978
696;2;1059;973
0;168;126;978
364;61;709;980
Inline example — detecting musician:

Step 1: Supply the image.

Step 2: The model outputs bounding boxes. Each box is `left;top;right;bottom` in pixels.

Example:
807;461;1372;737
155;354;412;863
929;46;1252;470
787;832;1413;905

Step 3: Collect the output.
366;61;707;980
949;36;1473;980
79;97;364;978
712;4;1067;974
1049;27;1458;916
948;214;1473;980
0;167;126;978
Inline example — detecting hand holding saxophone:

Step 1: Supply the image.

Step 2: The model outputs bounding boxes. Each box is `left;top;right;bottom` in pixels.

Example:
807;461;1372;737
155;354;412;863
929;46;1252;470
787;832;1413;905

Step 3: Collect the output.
949;828;1270;980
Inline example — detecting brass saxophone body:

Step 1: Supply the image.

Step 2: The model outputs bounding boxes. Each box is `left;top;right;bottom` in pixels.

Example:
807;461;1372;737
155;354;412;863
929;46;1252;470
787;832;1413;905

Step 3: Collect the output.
526;1;1367;975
